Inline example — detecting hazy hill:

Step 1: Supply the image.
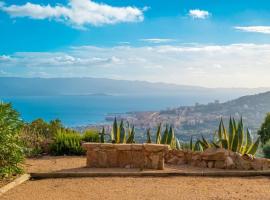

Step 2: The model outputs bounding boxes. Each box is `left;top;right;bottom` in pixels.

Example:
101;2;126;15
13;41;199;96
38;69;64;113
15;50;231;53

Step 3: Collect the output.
0;77;269;103
83;91;270;141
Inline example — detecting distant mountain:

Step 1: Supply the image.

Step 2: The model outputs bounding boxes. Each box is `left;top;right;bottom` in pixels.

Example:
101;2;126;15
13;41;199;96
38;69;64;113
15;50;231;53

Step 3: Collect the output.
84;91;270;141
0;77;269;103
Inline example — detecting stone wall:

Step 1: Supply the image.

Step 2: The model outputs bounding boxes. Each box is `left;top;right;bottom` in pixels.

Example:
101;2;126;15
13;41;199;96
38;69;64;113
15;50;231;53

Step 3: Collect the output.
83;143;169;170
165;147;270;170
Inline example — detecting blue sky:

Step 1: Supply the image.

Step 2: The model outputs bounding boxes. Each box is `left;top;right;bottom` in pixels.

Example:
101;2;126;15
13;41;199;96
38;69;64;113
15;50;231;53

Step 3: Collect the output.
1;0;270;87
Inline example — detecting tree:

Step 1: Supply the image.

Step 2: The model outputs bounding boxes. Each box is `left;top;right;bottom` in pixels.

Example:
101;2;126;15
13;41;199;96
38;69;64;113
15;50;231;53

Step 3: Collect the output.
0;103;24;177
258;113;270;145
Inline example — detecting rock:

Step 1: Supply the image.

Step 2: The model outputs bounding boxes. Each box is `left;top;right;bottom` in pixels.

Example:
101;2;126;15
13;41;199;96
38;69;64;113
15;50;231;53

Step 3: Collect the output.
97;151;108;167
100;143;115;150
82;143;101;151
106;150;118;167
207;161;215;168
143;144;169;152
198;160;207;168
225;156;235;169
131;151;144;168
117;150;132;168
131;144;143;151
115;144;132;151
202;148;228;161
215;160;225;169
167;156;180;165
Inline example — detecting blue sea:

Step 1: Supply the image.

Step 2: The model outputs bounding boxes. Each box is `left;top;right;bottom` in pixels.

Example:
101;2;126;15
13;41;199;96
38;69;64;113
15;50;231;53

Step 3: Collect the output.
1;95;223;127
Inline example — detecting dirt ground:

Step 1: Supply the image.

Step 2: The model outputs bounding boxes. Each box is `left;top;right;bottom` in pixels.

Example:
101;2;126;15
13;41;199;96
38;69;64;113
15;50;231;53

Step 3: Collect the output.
2;176;270;200
1;156;270;200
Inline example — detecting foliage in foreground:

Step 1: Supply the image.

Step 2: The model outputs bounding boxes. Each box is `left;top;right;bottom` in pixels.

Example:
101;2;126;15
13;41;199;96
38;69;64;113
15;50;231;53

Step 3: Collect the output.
258;113;270;145
0;103;24;177
196;117;260;155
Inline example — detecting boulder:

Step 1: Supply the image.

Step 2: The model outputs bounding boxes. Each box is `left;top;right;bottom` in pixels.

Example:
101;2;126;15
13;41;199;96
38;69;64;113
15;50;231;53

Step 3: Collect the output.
202;148;228;161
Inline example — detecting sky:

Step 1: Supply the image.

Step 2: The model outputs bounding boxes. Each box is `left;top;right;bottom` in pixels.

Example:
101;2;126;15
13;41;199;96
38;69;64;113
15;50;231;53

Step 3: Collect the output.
1;0;270;88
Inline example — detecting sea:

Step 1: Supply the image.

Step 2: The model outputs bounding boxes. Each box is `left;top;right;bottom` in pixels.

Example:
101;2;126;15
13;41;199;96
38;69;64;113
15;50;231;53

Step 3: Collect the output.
1;94;227;127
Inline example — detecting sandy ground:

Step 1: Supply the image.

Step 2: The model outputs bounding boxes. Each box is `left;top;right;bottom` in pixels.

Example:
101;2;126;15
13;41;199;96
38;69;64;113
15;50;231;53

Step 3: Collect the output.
2;176;270;200
2;156;270;200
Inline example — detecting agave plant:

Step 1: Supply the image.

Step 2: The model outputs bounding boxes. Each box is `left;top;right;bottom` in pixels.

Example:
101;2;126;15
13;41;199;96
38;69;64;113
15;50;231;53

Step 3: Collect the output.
151;124;181;150
197;117;260;155
111;118;134;144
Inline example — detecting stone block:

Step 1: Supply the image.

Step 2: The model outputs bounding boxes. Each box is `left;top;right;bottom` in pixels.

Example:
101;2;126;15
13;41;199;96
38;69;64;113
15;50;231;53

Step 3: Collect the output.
117;150;132;168
215;160;225;169
207;161;215;168
143;143;169;152
115;144;132;151
202;148;228;161
131;144;143;151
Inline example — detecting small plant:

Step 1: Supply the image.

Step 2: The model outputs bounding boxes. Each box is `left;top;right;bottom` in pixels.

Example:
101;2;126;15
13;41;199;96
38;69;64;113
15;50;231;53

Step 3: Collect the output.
50;129;84;155
82;129;99;142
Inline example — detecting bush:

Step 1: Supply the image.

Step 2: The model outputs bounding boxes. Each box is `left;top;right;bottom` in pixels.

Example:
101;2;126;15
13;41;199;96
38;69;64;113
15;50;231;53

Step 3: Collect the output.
0;103;24;177
20;118;64;157
263;142;270;159
82;129;99;142
50;129;84;155
258;113;270;145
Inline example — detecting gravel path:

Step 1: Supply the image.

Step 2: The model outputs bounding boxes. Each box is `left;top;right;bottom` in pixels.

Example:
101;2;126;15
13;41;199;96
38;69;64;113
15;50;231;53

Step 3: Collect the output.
2;156;270;200
2;177;270;200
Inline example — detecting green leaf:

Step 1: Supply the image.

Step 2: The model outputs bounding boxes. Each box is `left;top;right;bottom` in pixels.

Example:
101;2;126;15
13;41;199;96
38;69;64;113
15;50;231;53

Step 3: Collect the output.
247;137;260;155
155;123;162;144
161;125;169;144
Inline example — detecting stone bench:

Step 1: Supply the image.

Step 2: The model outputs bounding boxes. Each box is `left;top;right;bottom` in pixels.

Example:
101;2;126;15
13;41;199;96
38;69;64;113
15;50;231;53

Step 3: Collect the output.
82;143;169;170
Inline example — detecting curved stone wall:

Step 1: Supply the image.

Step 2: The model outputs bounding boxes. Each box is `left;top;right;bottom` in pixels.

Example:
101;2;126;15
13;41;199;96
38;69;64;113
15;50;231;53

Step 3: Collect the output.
165;147;270;170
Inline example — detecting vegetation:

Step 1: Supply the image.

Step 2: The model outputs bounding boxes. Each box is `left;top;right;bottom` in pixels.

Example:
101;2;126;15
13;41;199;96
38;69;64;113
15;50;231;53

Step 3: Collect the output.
0;103;24;177
20;118;64;156
0;100;265;178
262;142;270;159
50;129;84;156
196;117;260;155
258;113;270;145
82;129;99;142
111;118;136;143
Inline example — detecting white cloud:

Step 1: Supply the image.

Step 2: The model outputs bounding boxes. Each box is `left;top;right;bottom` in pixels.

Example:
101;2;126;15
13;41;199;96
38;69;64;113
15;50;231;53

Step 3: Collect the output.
188;9;210;19
2;44;270;87
234;26;270;34
140;38;175;44
0;0;145;28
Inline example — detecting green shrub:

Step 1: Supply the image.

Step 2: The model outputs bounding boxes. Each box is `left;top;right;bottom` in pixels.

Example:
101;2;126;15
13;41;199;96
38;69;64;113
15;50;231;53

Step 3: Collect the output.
82;129;99;142
263;142;270;159
258;113;270;145
0;103;24;177
20;118;65;157
50;129;84;155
